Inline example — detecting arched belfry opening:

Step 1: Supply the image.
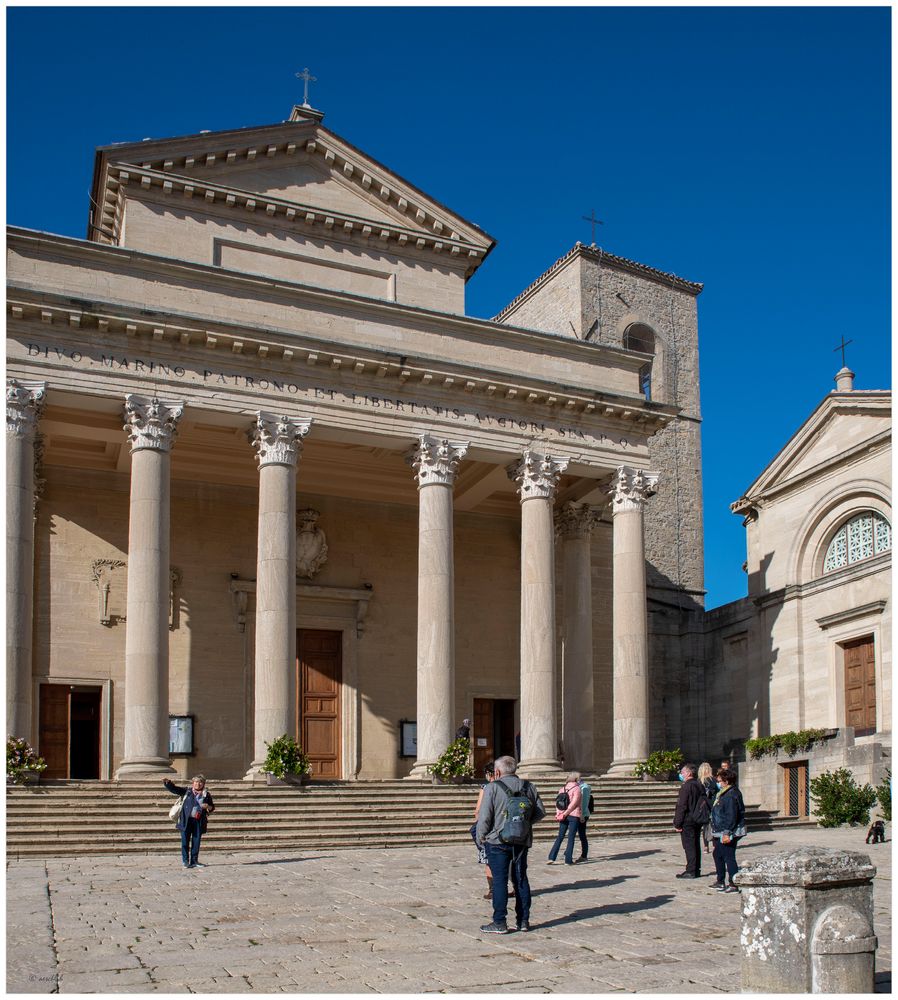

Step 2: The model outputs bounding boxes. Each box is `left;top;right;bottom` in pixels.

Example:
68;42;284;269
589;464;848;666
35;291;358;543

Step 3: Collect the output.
623;323;656;400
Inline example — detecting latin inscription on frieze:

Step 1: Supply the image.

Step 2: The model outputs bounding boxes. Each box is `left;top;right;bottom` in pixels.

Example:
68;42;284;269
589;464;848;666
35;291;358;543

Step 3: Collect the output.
19;341;636;448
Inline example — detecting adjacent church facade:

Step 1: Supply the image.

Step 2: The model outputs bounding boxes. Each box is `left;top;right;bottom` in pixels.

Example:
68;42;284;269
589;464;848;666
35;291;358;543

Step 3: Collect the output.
6;104;890;804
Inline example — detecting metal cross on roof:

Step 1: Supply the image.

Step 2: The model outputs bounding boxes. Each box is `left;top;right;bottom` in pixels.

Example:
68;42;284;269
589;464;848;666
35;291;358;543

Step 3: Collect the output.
296;67;317;108
833;335;854;368
582;209;604;246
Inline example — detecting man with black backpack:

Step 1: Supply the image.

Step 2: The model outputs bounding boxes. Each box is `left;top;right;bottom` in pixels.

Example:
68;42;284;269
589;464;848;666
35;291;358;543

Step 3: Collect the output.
475;755;546;934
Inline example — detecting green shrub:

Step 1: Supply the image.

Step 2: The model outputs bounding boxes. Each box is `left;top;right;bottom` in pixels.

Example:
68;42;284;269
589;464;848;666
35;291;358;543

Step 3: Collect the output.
809;768;877;827
260;734;311;779
875;769;891;822
427;737;473;780
745;728;828;760
6;736;47;785
633;748;684;778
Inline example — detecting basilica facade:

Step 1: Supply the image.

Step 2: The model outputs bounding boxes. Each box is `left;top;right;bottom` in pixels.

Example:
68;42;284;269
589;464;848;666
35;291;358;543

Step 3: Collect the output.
8;104;694;782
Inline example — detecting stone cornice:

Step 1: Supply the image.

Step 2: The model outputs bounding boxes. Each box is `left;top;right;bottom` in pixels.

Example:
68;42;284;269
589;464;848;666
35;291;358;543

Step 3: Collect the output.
753;551;891;610
102;163;487;274
816;600;888;631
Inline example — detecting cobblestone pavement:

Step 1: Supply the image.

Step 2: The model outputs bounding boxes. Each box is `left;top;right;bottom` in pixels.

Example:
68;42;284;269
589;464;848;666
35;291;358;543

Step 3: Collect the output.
6;826;890;994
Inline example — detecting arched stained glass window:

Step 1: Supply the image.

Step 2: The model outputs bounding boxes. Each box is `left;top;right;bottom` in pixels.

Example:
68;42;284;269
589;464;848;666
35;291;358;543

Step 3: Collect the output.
823;511;891;573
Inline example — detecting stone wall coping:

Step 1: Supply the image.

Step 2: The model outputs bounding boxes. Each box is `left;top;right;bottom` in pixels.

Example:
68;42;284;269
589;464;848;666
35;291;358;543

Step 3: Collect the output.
735;847;876;888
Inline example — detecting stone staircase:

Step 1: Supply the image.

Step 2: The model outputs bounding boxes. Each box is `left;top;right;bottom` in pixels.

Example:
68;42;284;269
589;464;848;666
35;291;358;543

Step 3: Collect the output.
6;776;807;859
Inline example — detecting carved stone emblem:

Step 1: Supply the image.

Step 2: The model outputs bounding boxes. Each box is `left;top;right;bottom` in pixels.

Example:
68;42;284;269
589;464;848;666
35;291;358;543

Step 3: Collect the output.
296;509;328;578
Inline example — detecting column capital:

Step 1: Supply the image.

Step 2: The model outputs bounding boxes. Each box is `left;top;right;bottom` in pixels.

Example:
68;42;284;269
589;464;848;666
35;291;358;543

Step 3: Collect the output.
124;395;185;454
248;412;312;468
555;500;604;537
406;434;469;488
6;379;46;439
608;466;660;513
507;450;569;502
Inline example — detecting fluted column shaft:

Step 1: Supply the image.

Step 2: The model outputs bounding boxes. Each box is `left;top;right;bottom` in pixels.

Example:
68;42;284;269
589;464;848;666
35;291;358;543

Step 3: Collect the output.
246;413;311;777
606;466;659;774
117;396;184;777
6;379;46;742
509;451;569;775
407;435;468;777
557;503;601;772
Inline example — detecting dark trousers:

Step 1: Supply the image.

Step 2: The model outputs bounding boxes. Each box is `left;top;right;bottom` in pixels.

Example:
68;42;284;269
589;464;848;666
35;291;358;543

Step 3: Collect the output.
712;835;740;883
680;822;702;875
548;817;579;864
577;817;589;859
181;818;203;865
485;843;531;927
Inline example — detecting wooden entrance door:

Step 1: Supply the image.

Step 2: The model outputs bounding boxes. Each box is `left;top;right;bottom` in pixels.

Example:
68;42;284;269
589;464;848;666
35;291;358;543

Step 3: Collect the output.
782;762;809;818
472;699;516;777
38;685;102;779
297;630;341;779
844;636;877;736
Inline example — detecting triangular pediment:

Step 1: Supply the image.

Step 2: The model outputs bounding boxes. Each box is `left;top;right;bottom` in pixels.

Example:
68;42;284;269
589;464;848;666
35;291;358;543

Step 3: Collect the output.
732;391;891;510
91;116;494;272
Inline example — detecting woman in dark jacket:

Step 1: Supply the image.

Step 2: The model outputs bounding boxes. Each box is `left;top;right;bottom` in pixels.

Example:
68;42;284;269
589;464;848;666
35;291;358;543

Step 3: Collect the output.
710;769;745;893
163;775;215;869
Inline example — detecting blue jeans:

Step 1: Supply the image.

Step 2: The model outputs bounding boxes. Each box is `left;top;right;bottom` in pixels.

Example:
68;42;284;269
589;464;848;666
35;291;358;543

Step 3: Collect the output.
549;817;579;864
181;818;203;865
485;843;531;927
713;835;740;883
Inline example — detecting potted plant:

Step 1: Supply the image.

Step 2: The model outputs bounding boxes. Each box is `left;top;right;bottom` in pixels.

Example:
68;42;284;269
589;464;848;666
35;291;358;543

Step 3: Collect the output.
7;736;48;786
633;748;684;781
260;734;312;786
427;737;474;784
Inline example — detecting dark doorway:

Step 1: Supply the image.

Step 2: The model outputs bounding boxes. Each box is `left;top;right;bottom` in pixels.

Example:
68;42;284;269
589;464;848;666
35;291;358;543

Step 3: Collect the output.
39;684;102;779
472;698;516;777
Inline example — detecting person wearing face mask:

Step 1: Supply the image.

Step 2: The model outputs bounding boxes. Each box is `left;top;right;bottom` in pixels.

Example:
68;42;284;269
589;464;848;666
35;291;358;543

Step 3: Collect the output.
163;775;215;869
709;768;746;893
672;763;705;879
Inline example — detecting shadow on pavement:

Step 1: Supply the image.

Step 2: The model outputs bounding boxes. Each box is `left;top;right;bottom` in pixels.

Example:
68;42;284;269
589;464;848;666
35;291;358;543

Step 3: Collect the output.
533;893;675;928
242;855;334;866
535;875;637;896
740;840;778;849
592;849;662;862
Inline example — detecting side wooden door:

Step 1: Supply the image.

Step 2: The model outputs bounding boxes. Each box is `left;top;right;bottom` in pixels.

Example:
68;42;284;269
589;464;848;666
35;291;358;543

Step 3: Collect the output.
39;684;70;779
844;636;876;736
297;630;341;779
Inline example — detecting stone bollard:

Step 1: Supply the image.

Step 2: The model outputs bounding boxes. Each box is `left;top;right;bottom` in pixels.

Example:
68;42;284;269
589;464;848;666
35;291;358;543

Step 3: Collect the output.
735;847;877;993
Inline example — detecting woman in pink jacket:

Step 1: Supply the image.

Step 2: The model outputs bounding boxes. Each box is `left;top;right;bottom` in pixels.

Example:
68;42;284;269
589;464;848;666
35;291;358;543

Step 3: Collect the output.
547;771;582;866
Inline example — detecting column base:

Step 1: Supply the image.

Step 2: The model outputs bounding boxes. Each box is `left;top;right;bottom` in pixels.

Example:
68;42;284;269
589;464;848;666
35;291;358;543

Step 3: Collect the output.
604;759;640;777
517;758;564;779
405;761;437;780
115;757;175;779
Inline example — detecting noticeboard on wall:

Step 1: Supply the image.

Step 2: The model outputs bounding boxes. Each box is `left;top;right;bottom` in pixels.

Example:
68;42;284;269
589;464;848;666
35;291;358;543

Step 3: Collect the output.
399;720;417;758
169;715;195;755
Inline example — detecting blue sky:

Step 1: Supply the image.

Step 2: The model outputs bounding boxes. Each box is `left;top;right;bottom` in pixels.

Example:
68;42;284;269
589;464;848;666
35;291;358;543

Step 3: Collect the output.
7;6;891;608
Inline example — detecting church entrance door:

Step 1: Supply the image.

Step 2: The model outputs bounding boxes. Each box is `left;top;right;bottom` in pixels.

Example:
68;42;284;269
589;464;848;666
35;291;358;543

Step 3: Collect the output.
296;630;342;779
39;684;102;779
472;698;516;777
843;636;876;736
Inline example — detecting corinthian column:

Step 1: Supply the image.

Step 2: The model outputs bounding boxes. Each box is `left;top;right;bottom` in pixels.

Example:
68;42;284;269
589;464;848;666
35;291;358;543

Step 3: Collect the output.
116;395;184;778
556;501;603;772
6;379;46;742
605;466;659;775
245;413;312;779
406;434;468;778
508;450;569;775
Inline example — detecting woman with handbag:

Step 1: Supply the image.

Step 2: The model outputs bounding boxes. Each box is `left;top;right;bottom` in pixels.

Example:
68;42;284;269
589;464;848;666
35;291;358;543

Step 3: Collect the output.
163;775;215;869
709;768;745;893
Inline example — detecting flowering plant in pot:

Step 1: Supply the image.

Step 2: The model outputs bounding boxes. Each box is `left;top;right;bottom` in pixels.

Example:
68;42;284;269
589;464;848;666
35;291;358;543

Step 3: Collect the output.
7;736;48;785
633;748;684;781
427;737;474;783
260;734;311;785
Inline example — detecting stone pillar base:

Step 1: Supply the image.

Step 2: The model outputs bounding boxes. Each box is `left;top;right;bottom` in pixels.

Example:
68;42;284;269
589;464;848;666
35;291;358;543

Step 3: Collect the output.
604;759;639;777
518;759;564;779
405;762;436;780
115;757;175;779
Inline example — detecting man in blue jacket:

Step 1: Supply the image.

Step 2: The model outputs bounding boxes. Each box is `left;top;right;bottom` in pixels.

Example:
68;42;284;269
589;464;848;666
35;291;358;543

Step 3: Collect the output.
163;775;215;868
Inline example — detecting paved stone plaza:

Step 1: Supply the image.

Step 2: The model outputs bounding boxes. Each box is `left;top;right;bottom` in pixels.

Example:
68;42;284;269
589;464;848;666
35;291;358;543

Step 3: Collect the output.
7;826;890;994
